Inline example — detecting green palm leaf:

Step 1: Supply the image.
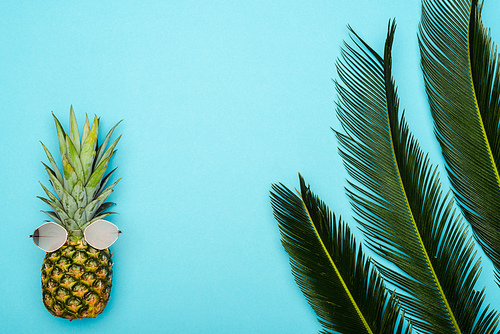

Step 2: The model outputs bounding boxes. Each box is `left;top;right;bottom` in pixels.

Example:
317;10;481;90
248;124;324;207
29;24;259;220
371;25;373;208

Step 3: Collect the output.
419;0;500;282
270;174;410;334
335;20;498;333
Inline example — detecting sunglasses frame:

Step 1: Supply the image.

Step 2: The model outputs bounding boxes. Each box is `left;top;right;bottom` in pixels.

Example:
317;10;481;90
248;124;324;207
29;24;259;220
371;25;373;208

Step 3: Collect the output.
30;220;121;252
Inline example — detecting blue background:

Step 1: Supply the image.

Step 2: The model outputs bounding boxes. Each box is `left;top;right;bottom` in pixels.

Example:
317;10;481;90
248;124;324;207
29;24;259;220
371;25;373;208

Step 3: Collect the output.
2;1;500;333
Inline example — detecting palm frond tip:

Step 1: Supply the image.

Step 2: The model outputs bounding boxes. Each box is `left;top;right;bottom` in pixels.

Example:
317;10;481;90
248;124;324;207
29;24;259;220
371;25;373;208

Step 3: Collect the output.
270;174;409;334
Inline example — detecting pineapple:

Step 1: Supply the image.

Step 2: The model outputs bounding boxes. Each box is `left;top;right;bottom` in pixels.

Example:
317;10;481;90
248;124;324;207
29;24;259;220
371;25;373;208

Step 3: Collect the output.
38;106;121;319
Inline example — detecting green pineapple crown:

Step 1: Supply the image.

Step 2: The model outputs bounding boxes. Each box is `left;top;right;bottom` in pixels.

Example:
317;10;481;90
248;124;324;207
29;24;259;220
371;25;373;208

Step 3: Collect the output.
39;106;122;232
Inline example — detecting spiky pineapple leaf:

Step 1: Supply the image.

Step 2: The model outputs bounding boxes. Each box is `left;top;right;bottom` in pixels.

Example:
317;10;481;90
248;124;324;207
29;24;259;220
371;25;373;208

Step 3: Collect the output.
335;20;499;333
95;187;114;206
90;212;115;223
81;114;90;147
96;178;120;199
80;115;99;182
43;163;64;200
69;105;81;153
37;196;59;213
96;135;121;168
48;201;70;223
40;142;63;185
39;182;62;209
85;156;111;200
41;211;63;225
73;207;86;228
95;202;116;216
41;161;56;177
62;154;78;194
71;180;87;208
84;188;114;226
65;135;84;181
61;188;78;219
63;218;79;231
98;167;117;194
52;112;67;161
419;0;500;283
271;175;410;334
96;120;122;165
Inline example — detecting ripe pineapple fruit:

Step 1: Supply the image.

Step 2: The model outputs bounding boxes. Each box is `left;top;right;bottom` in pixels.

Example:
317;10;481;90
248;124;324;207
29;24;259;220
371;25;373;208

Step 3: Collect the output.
38;106;121;319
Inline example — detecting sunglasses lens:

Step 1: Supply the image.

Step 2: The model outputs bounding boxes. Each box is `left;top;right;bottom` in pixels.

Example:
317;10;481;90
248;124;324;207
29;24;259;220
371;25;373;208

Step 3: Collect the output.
84;220;119;250
32;222;67;252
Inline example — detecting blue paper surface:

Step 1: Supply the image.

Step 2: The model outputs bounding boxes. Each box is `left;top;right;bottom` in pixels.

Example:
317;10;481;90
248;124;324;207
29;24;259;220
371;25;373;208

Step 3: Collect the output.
2;1;500;333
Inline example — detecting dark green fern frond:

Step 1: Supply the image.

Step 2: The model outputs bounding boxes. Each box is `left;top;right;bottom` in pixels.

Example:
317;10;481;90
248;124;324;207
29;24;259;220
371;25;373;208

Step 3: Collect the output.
336;20;499;333
420;0;500;282
270;174;410;334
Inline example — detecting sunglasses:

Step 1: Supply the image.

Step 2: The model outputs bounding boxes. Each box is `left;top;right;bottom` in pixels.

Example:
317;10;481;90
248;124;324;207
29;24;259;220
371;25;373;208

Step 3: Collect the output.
30;220;121;252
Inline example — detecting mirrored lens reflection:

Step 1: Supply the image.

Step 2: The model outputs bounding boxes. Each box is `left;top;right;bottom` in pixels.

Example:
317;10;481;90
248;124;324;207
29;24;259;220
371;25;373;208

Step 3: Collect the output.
84;220;119;250
33;222;67;252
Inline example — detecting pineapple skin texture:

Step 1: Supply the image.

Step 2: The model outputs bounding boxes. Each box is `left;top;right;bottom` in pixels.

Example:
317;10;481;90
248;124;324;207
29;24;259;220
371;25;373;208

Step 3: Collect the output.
41;236;113;320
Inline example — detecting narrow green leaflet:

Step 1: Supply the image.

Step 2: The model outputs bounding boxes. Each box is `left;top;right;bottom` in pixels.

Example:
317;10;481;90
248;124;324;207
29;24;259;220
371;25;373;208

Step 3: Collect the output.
37;196;60;215
335;20;498;333
96;179;120;199
420;0;500;282
61;188;78;219
40;142;63;185
96;135;121;168
80;115;99;182
94;202;116;217
85;156;112;200
90;212;114;223
62;155;78;194
98;168;118;195
271;175;409;334
63;218;79;231
39;182;62;209
71;180;87;208
69;105;81;153
73;207;86;228
84;188;114;227
52;112;67;161
65;135;84;181
81;114;90;147
50;202;70;224
41;211;63;225
43;163;64;200
96;120;122;164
